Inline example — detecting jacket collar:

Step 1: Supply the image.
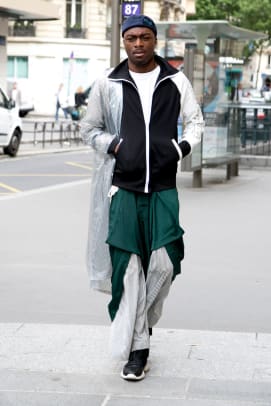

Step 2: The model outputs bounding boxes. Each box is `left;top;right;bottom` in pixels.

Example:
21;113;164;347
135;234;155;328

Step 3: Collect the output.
108;54;178;82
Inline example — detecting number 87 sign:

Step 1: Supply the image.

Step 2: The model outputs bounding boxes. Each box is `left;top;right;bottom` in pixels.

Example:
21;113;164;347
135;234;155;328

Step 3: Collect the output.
122;0;142;18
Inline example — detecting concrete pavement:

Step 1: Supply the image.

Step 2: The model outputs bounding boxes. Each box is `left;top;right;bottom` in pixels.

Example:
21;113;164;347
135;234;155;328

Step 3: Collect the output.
1;323;271;405
1;141;271;404
18;114;271;167
17;113;271;167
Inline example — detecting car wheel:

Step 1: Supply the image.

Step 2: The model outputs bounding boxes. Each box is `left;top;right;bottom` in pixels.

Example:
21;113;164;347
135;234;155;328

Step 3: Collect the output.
3;128;22;157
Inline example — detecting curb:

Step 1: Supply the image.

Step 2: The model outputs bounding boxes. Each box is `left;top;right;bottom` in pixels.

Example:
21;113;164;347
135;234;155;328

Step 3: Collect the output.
18;143;89;157
240;155;271;168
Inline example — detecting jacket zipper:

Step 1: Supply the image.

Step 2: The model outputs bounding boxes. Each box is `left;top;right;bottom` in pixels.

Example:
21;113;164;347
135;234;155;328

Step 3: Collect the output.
118;78;151;193
110;73;178;193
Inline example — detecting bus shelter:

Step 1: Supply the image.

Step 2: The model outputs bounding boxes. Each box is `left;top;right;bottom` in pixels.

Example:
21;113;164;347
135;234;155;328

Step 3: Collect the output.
156;21;267;186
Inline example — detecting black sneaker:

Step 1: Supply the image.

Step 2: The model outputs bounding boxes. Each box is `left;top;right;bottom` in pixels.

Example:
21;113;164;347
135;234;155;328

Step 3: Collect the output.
121;349;149;381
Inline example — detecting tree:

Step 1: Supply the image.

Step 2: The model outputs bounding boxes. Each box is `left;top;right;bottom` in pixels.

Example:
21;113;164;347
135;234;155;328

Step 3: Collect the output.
188;0;240;21
236;0;271;39
189;0;271;65
189;0;271;38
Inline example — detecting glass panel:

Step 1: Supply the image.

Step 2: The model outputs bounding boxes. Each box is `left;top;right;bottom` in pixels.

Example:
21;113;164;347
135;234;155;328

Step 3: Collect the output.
76;58;86;64
66;1;72;26
75;3;82;26
106;0;112;40
7;57;15;78
63;58;89;99
17;57;28;78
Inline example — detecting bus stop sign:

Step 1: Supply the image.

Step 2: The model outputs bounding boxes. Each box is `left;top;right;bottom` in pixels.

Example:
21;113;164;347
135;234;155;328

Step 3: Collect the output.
122;0;142;20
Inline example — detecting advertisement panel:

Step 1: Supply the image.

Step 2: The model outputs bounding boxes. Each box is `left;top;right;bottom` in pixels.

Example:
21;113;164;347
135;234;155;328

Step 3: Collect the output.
203;54;228;159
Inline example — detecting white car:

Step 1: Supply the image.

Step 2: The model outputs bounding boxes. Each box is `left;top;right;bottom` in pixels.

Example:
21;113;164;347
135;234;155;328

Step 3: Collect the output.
0;87;22;157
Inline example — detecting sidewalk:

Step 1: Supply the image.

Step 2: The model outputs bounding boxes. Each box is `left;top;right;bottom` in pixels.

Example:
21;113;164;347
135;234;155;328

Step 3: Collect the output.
18;115;85;158
1;323;271;405
18;138;271;168
18;141;88;157
17;139;271;173
19;114;271;167
2;138;271;405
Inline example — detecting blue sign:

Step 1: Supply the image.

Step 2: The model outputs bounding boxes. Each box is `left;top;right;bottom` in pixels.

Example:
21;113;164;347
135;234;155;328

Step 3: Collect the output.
122;0;142;19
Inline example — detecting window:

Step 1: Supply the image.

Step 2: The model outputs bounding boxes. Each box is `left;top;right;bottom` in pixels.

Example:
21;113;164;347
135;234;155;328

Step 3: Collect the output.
7;57;28;79
63;57;89;97
106;0;112;40
66;0;84;28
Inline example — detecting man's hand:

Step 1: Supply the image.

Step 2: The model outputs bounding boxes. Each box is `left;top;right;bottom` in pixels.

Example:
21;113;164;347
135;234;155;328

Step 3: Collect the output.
114;138;123;154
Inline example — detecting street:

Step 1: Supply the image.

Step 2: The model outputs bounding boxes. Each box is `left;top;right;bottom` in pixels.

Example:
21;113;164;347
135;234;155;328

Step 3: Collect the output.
0;150;91;194
0;151;270;333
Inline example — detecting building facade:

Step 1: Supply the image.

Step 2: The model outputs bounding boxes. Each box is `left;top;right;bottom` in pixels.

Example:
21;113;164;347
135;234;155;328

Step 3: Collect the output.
0;1;59;91
7;0;196;115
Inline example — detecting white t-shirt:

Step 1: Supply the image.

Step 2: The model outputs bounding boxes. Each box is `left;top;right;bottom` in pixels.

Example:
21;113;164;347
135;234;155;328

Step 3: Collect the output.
129;65;160;126
129;65;160;193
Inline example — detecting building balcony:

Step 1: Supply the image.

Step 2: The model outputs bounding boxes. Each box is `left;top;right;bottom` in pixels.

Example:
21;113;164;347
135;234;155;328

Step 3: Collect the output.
65;26;87;39
9;22;36;37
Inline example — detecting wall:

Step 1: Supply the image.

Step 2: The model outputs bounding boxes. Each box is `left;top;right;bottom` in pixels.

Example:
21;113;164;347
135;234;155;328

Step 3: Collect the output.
7;0;197;115
0;17;8;91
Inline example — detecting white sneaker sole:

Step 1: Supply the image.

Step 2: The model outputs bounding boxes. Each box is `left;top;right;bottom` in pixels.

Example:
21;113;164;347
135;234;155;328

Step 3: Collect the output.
120;361;150;381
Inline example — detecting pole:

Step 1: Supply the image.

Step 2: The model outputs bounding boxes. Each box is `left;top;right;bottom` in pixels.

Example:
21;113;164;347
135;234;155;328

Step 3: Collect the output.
110;0;120;67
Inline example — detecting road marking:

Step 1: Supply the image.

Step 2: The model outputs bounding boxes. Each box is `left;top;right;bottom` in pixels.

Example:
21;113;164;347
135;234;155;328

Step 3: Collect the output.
0;174;90;177
101;395;111;406
0;182;21;193
65;161;92;170
0;178;90;200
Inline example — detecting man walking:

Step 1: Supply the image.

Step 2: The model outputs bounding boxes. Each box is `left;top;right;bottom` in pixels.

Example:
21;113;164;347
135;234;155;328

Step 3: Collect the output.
81;14;204;381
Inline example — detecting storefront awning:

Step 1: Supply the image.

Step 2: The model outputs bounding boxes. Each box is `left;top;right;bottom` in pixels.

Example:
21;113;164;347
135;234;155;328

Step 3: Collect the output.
0;0;59;21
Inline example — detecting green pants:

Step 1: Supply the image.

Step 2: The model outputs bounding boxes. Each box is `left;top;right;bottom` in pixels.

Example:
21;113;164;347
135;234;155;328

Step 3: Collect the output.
106;188;184;321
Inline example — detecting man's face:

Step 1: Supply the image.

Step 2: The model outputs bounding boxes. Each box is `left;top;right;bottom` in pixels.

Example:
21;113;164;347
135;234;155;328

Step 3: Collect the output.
123;27;157;72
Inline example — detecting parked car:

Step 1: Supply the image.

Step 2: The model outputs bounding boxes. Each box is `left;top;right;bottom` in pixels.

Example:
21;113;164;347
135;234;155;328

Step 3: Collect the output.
241;88;265;103
241;88;266;120
18;101;35;118
0;86;22;157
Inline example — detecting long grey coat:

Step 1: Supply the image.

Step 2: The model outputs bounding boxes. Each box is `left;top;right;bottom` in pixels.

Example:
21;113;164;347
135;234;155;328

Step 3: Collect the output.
80;64;204;294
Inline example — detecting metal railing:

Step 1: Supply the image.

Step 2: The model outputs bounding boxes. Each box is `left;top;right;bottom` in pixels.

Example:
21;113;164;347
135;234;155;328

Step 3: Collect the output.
9;25;36;37
21;120;82;148
226;103;271;156
239;109;271;155
65;27;87;39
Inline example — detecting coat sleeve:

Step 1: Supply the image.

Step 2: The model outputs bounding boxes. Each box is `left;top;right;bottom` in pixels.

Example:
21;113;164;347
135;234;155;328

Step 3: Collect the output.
173;73;205;158
80;77;117;154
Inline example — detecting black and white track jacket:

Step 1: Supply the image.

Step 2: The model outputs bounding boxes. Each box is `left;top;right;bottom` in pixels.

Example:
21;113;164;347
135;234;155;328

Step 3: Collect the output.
82;55;204;194
80;55;204;291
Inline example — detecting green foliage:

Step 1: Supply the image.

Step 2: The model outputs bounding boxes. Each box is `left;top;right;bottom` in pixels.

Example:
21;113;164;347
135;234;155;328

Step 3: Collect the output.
189;0;271;57
14;20;34;28
190;0;271;39
188;0;241;21
236;0;271;39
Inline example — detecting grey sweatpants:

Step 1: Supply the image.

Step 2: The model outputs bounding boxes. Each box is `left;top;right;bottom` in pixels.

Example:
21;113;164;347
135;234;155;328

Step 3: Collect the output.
109;247;173;360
